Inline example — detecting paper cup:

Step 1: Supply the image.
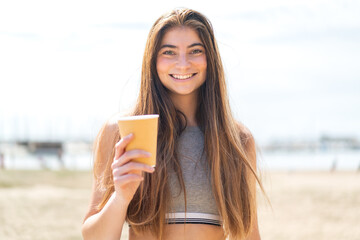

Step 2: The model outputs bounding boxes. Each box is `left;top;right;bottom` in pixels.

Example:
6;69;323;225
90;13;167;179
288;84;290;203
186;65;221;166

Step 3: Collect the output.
117;114;159;167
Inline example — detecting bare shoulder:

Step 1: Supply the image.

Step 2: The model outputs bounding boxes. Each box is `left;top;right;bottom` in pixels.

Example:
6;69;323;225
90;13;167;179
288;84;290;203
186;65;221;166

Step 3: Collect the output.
235;122;255;148
83;114;123;222
97;112;128;144
235;122;256;167
100;110;137;142
102;111;132;133
93;114;123;170
102;119;118;137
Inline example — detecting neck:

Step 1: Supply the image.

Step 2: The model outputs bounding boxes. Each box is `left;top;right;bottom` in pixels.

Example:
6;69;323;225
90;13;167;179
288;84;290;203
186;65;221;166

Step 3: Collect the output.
169;92;199;127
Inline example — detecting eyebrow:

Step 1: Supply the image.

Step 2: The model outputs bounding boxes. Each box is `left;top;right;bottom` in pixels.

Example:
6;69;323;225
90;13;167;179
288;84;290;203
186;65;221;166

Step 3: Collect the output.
160;43;205;49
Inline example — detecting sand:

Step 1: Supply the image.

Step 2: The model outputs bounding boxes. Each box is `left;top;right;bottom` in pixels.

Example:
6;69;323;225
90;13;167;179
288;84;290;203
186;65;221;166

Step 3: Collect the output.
258;171;360;240
0;170;359;240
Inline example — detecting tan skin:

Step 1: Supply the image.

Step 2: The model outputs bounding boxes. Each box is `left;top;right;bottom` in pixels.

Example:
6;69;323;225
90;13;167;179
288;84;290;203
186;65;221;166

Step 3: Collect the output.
82;27;261;240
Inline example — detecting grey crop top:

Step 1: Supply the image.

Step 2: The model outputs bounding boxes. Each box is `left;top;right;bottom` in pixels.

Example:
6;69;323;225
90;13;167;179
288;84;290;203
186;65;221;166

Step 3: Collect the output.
166;126;222;226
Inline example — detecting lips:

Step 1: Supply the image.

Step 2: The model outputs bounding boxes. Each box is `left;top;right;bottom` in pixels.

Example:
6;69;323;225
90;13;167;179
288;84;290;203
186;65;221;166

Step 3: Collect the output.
170;73;197;80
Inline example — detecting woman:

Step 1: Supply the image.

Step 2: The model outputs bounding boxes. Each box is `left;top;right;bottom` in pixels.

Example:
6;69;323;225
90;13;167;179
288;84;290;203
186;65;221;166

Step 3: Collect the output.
82;8;264;240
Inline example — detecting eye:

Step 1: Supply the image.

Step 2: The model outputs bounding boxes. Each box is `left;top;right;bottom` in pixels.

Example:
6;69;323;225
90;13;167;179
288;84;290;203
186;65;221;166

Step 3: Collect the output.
162;50;175;55
191;49;203;54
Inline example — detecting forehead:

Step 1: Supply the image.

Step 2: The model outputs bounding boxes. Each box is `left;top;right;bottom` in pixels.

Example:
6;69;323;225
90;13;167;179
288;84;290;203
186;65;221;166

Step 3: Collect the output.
160;27;203;46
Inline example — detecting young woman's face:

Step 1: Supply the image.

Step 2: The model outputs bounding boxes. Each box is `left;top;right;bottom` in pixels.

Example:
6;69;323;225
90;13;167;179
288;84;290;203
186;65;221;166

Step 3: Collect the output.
156;27;207;98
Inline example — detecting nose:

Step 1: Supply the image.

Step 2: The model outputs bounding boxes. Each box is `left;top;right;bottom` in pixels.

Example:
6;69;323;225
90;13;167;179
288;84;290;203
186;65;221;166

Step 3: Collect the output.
176;53;191;70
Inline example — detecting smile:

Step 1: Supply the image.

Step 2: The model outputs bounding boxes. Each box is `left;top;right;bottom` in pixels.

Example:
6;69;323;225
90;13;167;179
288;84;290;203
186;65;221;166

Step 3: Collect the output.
170;73;197;80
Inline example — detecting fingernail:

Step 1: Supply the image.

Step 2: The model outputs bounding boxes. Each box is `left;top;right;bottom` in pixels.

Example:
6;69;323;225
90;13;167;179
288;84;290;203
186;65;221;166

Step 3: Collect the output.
127;133;133;138
145;152;151;157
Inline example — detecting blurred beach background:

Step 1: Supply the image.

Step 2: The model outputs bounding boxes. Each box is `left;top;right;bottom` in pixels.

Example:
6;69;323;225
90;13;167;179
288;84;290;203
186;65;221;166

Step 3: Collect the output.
0;0;359;239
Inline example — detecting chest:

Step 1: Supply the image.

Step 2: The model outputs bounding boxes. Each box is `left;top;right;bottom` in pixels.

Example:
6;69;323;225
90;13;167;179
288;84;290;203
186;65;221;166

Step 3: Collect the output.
167;128;218;215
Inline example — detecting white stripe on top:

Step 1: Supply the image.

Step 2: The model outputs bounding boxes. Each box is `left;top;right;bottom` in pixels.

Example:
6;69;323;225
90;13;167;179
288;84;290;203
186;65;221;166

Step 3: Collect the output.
165;212;222;226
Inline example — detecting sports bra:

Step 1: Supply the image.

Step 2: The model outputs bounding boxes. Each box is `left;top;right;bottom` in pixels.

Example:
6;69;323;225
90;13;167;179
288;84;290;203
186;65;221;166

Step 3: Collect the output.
128;126;222;227
166;126;222;226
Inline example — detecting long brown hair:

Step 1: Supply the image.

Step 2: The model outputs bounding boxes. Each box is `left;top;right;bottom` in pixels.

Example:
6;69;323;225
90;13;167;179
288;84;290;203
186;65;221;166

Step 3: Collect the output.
94;8;264;239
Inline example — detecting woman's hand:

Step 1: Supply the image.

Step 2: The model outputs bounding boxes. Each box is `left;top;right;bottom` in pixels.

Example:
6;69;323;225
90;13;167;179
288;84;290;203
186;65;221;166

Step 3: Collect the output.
111;133;155;204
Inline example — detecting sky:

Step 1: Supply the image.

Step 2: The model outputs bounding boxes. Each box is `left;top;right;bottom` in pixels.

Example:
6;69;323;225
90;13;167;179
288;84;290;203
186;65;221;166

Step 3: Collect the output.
0;0;359;144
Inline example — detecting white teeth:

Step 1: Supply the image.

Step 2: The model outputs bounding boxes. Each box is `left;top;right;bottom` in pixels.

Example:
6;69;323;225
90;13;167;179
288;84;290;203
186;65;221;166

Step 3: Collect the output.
171;74;194;80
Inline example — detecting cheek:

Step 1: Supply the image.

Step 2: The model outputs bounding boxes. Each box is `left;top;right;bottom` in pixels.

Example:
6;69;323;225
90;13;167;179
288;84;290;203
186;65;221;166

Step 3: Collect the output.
156;57;171;75
195;56;207;72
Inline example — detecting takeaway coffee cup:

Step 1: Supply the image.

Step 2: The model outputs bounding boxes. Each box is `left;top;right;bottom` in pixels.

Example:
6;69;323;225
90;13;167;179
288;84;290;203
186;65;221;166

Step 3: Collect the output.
117;114;159;167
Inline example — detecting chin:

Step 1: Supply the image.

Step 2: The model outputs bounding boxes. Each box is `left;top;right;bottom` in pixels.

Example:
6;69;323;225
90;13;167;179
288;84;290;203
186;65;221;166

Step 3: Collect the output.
169;88;199;97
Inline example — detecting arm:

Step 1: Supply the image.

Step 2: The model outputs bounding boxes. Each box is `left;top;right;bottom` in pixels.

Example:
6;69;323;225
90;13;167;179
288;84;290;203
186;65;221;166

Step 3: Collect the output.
240;125;261;240
81;121;126;240
245;213;261;240
81;120;154;240
82;191;129;240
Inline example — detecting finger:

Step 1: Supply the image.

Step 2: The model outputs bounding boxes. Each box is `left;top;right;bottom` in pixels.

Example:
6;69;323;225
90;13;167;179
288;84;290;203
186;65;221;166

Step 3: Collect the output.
112;150;151;169
114;174;144;186
114;133;134;160
113;162;155;176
